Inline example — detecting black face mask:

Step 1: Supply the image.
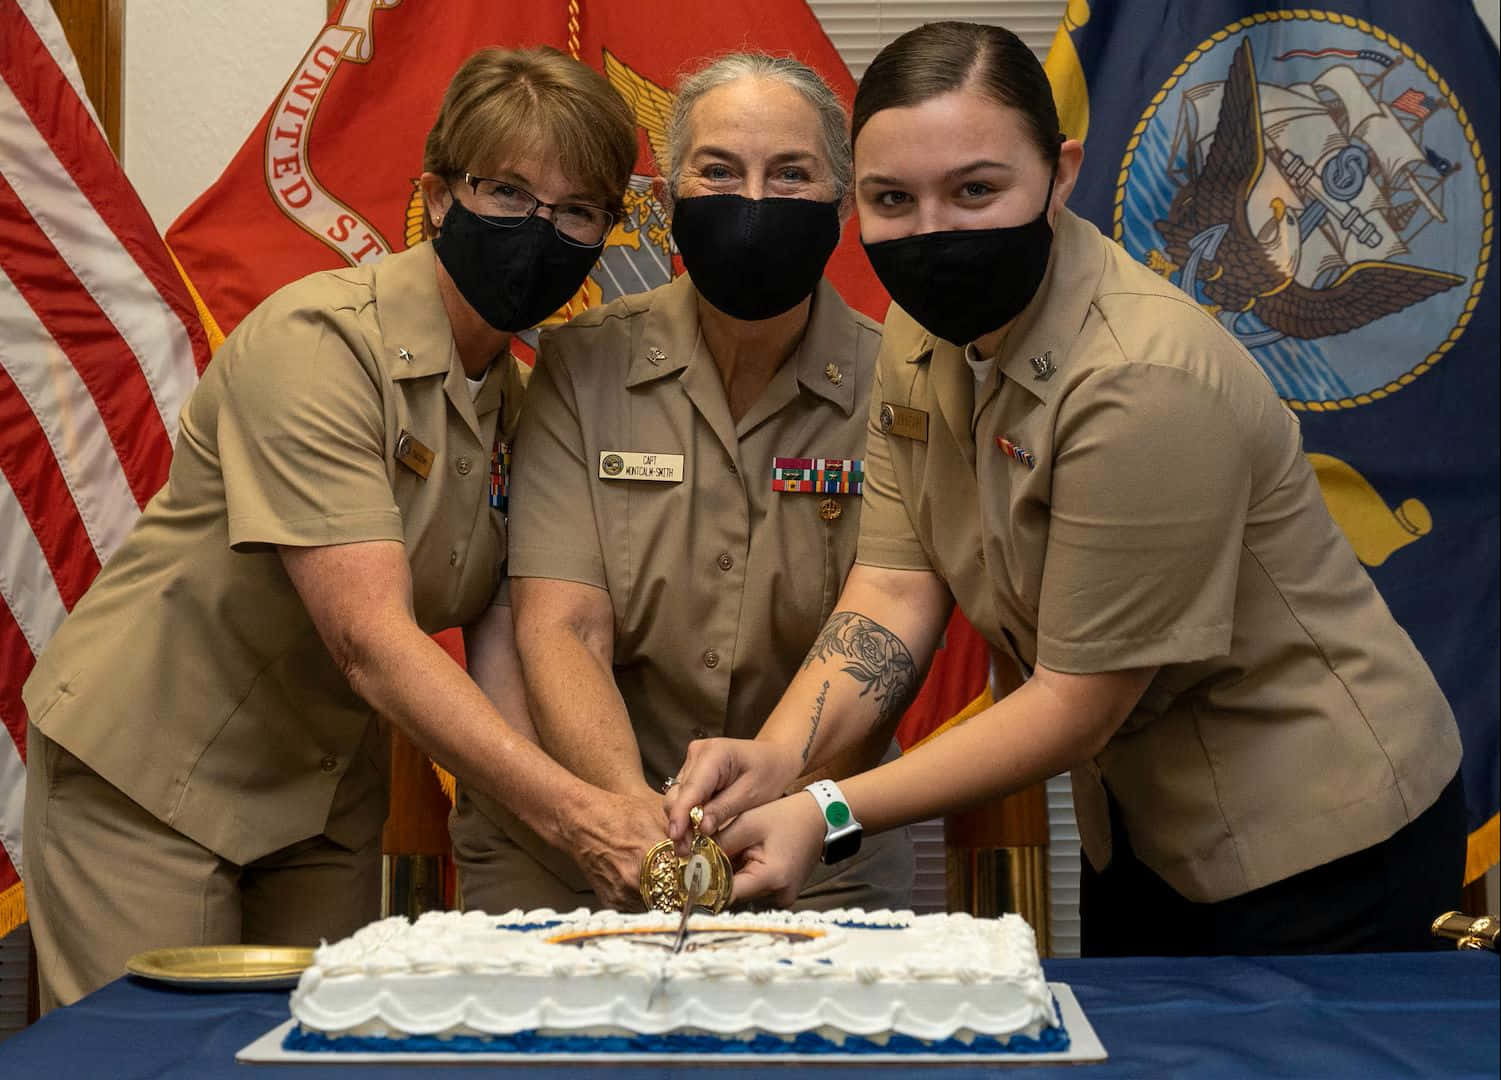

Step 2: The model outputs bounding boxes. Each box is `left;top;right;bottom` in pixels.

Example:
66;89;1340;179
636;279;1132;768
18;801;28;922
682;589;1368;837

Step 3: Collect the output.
671;194;841;321
862;176;1056;345
431;196;602;333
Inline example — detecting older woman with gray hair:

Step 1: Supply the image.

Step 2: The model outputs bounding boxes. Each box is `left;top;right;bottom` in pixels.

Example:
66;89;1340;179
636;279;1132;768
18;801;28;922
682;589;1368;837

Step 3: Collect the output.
450;52;915;912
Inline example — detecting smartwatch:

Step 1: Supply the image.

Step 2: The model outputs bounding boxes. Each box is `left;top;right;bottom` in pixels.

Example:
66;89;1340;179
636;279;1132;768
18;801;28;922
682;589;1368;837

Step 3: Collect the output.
804;779;863;865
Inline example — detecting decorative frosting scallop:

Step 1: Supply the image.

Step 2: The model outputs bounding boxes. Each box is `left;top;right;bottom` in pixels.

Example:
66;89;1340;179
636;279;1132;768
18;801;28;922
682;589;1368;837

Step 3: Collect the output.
290;907;1062;1049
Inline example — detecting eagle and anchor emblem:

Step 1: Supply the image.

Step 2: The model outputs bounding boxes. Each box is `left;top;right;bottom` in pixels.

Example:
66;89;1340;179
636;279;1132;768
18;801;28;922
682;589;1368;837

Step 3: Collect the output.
1113;12;1491;566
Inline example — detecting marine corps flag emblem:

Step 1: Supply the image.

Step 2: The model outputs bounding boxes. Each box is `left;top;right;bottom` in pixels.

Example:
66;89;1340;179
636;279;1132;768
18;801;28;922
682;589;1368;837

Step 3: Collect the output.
1046;0;1499;880
165;0;886;341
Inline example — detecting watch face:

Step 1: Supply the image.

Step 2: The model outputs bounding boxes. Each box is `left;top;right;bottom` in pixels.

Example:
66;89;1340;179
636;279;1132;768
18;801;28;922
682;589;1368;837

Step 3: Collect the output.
822;825;863;865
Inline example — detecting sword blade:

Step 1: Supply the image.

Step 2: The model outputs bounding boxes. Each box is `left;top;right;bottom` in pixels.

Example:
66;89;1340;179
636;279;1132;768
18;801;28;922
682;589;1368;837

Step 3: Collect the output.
648;853;708;1007
671;857;708;954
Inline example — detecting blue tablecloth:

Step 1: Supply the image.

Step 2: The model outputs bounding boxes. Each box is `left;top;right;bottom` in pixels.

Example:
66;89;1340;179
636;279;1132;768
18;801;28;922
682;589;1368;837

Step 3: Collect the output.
1;951;1495;1077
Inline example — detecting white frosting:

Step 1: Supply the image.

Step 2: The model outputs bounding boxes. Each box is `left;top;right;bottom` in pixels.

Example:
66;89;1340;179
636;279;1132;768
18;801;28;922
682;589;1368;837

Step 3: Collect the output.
290;908;1057;1045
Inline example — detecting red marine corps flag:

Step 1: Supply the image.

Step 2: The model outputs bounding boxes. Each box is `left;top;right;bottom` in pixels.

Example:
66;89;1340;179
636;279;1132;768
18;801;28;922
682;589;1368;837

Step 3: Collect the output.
166;0;990;756
167;0;889;340
0;0;212;935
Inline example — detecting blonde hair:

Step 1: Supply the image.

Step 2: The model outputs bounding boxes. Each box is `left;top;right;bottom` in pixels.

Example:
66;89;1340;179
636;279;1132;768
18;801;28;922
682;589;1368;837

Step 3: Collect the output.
423;47;637;214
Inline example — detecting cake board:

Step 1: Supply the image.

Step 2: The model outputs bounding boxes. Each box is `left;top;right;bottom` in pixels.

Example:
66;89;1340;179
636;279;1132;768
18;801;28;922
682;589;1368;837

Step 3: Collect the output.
236;982;1106;1065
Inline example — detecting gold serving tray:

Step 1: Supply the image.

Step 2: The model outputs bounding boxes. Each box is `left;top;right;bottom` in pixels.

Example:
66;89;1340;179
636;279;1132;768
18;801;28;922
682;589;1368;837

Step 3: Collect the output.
126;945;315;990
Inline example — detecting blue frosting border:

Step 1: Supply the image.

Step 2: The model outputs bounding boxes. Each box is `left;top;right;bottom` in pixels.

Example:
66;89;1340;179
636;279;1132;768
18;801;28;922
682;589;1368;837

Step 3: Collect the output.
493;919;566;932
283;997;1070;1057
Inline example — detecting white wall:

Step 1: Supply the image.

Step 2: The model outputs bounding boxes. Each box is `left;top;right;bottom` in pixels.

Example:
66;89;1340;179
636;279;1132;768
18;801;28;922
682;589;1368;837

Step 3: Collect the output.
123;0;326;232
1480;0;1501;43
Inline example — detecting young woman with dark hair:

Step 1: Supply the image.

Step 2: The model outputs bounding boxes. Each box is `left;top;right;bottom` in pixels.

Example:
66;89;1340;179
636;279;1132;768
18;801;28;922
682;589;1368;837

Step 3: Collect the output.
666;21;1464;958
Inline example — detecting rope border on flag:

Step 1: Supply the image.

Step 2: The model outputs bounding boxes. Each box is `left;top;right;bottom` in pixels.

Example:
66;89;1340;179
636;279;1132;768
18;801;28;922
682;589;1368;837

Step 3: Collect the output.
566;0;581;60
1110;9;1492;414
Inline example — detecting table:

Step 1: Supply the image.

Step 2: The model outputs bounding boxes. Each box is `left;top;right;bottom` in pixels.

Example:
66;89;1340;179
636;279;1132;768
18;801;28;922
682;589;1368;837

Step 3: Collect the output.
1;951;1495;1077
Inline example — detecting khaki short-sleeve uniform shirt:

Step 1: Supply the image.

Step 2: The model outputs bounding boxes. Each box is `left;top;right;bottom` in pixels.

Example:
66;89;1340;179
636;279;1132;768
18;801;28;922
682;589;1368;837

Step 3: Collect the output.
23;242;525;866
476;274;909;904
858;209;1461;903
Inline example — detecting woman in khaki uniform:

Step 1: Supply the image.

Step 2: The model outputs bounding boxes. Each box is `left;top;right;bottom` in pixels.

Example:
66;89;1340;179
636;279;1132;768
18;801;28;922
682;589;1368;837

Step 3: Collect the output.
667;23;1465;955
452;54;914;913
20;48;652;1011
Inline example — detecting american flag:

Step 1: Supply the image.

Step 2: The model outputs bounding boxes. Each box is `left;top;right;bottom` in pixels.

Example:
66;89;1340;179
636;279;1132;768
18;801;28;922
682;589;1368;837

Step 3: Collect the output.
0;0;210;933
1392;87;1439;120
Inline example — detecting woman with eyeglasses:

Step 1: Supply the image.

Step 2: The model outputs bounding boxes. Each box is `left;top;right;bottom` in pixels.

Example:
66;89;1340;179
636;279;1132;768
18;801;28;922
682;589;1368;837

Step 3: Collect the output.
663;22;1464;956
21;47;652;1011
449;52;915;914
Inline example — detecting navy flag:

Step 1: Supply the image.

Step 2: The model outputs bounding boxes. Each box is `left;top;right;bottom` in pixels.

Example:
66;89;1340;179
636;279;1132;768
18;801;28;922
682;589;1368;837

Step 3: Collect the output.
1045;0;1499;882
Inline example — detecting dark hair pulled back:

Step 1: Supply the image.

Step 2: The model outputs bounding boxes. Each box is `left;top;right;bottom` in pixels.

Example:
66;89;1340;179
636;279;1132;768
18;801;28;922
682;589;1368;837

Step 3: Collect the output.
852;21;1062;167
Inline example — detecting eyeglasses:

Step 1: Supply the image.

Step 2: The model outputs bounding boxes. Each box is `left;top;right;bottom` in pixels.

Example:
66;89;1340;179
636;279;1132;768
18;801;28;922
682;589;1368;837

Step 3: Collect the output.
461;173;615;247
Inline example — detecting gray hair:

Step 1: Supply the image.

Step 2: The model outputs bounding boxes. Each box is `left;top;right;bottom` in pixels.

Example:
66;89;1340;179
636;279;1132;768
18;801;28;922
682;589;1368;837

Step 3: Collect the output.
665;53;852;202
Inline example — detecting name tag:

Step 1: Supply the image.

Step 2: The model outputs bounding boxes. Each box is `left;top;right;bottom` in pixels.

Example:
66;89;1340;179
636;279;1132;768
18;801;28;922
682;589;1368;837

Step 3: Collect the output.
599;451;684;482
395;429;434;479
878;403;928;443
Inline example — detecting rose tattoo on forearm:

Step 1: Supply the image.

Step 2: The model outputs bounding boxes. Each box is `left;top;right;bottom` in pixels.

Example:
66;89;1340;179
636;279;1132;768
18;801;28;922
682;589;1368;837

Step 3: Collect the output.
800;611;919;737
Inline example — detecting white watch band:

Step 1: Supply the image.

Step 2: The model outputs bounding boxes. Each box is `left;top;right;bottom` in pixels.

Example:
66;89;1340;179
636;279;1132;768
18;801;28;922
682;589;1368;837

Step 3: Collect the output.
804;779;860;831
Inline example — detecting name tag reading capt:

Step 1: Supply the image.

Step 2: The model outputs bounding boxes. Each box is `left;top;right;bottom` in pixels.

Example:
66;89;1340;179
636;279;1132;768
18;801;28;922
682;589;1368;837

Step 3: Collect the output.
599;451;684;482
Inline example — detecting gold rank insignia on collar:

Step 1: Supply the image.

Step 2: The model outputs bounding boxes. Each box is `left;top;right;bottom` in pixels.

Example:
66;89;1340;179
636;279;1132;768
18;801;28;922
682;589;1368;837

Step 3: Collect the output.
823;362;843;386
646;346;666;365
1029;351;1056;381
397;347;414;364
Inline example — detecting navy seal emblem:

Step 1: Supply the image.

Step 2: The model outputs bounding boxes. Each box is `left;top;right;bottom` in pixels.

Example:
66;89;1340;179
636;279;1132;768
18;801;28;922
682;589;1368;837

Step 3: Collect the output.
1116;13;1489;412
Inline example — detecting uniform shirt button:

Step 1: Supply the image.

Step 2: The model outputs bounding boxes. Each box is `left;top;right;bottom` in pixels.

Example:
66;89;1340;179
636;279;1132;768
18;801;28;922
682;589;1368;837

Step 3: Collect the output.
717;552;734;572
703;649;720;669
319;755;338;773
727;462;738;476
455;456;472;476
449;550;459;566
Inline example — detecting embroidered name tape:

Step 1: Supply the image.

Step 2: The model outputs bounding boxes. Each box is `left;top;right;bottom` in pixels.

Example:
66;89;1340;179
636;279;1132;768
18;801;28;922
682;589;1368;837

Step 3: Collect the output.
599;451;684;482
772;457;864;495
